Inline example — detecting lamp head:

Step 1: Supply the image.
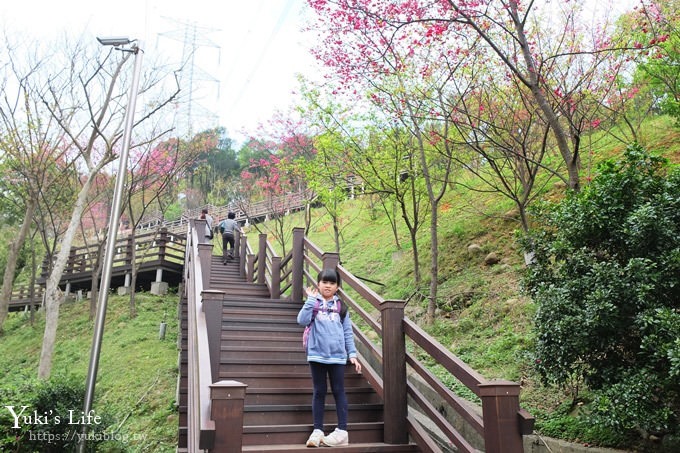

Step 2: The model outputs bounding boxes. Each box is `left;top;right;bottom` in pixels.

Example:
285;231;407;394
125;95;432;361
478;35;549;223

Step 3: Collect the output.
97;36;132;46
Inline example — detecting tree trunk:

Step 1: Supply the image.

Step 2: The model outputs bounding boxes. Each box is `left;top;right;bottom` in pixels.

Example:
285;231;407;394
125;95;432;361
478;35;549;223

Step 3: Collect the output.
407;225;422;287
29;230;38;325
0;199;37;332
512;6;581;191
529;83;581;191
427;203;439;323
38;175;94;379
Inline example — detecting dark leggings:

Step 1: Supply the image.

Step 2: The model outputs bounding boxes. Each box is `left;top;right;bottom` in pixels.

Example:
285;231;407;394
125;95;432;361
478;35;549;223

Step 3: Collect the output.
309;361;348;430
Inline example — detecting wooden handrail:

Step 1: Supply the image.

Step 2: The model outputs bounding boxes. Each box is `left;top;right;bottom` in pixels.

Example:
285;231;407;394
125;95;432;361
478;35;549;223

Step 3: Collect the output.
233;225;533;453
184;220;216;450
186;220;248;453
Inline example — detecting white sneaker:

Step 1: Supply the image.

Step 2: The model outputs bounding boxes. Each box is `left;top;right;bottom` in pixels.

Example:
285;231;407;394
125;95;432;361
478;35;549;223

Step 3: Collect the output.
306;429;324;447
321;428;349;447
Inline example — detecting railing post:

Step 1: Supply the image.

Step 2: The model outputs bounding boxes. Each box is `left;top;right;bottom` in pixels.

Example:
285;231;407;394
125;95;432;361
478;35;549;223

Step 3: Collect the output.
321;252;340;273
67;248;76;274
40;255;50;281
158;228;168;261
195;219;207;244
247;253;256;283
202;290;225;383
270;256;281;299
257;234;267;284
152;225;169;296
238;233;247;279
478;380;524;453
379;299;408;444
210;380;247;453
198;243;212;289
233;229;241;259
125;234;134;268
291;227;305;302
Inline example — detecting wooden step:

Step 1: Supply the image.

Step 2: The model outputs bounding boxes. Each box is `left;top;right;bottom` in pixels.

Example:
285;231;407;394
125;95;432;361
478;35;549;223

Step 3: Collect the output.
220;361;311;375
222;319;301;331
242;421;387;447
221;325;302;337
218;371;370;389
222;308;299;321
222;296;297;305
215;286;269;298
221;345;307;361
221;334;301;347
244;403;383;425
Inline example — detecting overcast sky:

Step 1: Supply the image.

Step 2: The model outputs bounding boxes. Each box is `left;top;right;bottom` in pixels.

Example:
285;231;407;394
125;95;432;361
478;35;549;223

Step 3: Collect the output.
0;0;637;145
0;0;318;144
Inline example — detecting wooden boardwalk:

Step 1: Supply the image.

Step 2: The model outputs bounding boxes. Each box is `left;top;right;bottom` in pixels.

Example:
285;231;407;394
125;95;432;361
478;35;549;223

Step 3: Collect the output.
7;190;313;311
140;190;313;236
8;228;186;311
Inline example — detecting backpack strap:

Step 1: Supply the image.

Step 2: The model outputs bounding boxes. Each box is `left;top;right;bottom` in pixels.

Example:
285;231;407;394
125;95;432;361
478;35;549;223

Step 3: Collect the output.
310;297;347;322
309;299;321;323
336;298;348;321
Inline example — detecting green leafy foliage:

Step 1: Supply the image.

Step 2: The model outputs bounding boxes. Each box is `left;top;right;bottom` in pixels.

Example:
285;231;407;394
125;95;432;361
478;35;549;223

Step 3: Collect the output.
534;398;638;448
0;374;113;452
627;1;680;126
0;226;37;287
522;144;680;437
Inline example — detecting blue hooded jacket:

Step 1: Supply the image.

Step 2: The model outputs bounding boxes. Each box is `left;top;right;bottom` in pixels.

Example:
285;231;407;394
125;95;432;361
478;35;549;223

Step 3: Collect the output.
297;294;357;365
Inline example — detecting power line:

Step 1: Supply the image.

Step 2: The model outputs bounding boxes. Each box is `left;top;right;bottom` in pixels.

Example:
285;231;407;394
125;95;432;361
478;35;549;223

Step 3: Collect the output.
227;0;296;112
222;0;266;84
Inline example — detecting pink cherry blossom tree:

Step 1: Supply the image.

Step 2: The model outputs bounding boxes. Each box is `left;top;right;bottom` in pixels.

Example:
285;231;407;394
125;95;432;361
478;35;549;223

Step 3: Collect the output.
306;0;648;192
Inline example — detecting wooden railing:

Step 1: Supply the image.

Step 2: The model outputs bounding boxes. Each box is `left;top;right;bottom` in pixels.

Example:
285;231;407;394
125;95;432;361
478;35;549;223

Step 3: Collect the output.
38;227;186;283
229;226;534;453
184;219;247;452
9;228;186;310
7;284;44;311
140;190;313;236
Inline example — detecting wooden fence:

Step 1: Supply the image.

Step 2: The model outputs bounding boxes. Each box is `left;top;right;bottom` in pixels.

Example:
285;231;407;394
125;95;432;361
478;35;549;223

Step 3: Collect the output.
187;222;534;452
9;228;186;310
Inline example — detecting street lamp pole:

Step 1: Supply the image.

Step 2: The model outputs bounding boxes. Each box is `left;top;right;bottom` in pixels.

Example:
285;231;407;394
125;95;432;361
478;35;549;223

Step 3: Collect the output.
78;37;143;452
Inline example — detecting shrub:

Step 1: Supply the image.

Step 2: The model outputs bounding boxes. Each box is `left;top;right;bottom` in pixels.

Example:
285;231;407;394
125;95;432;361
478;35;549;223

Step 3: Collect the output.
0;374;113;452
521;144;680;441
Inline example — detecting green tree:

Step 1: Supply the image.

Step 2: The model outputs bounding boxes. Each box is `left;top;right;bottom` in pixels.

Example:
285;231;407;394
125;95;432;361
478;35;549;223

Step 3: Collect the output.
522;144;680;438
628;1;680;125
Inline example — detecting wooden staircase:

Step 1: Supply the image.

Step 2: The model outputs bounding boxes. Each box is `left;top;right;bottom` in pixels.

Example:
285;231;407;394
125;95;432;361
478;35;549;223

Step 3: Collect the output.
179;255;420;452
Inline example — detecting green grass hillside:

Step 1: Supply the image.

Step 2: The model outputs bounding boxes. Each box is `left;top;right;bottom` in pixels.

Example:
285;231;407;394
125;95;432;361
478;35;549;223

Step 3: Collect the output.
0;293;180;452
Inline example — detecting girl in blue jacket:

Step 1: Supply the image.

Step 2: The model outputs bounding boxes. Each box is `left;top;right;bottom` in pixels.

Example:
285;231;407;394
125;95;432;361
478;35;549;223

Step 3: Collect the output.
297;268;362;447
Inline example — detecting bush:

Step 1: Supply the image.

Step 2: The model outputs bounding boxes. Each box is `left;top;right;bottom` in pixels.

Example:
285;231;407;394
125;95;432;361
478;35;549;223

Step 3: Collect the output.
521;144;680;442
0;374;113;452
534;400;638;448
